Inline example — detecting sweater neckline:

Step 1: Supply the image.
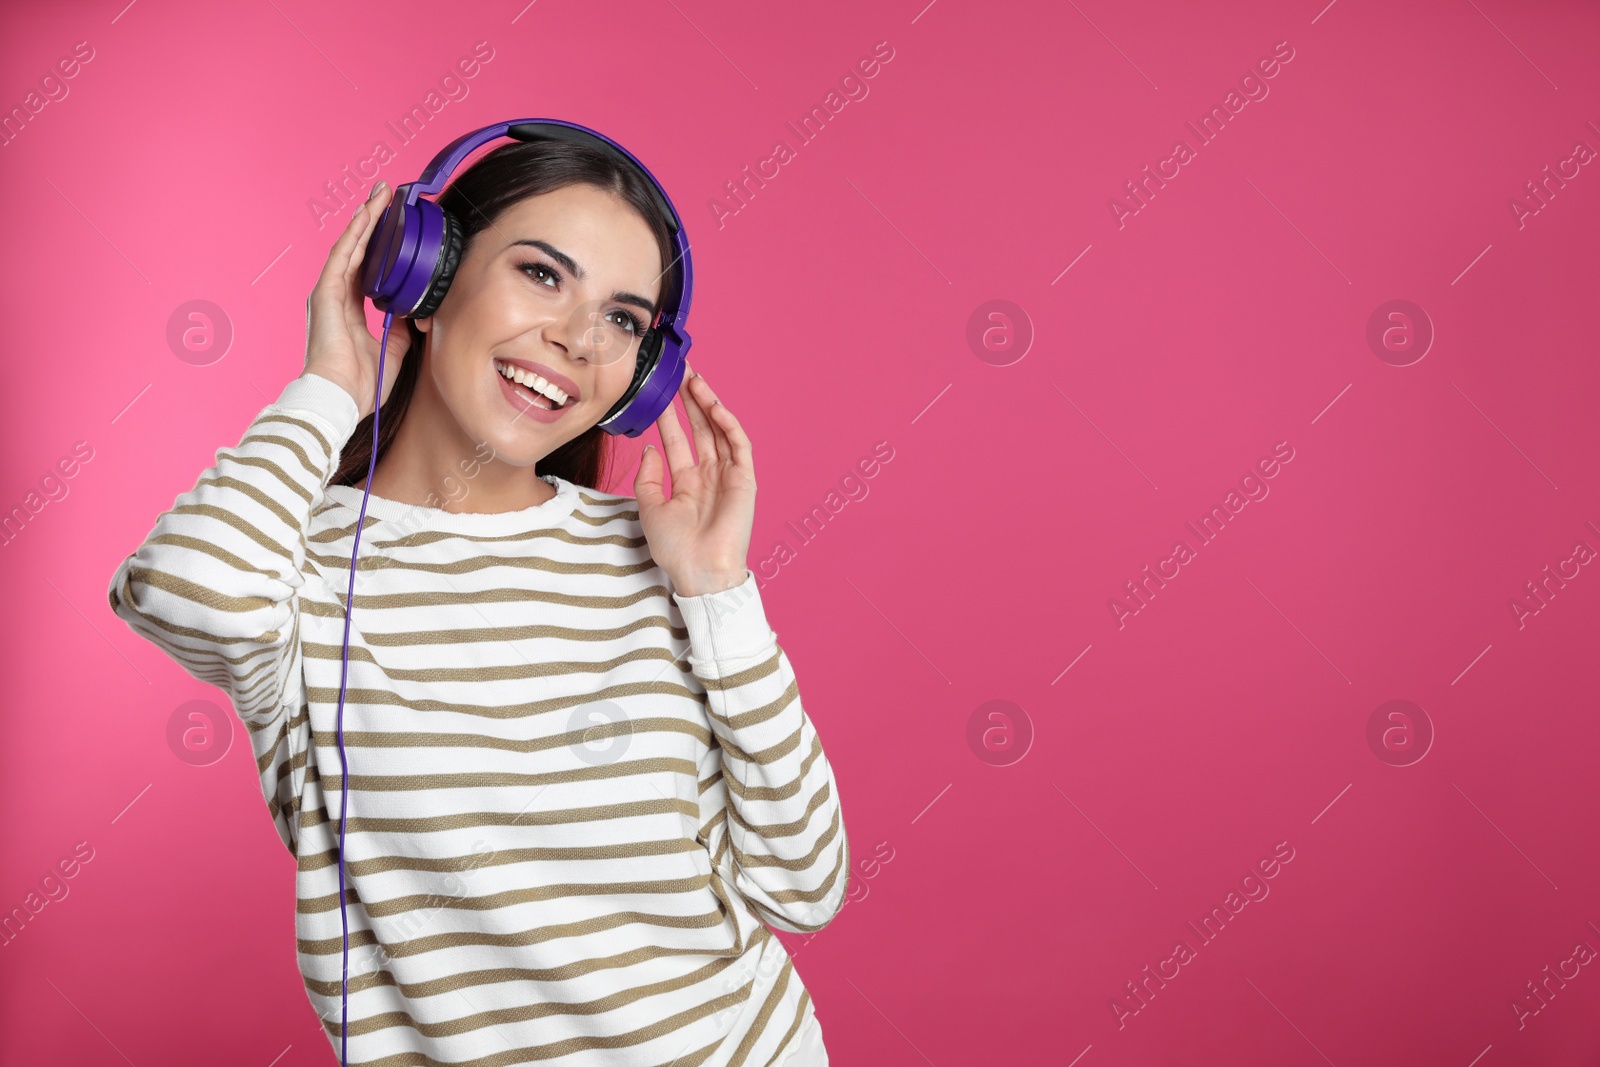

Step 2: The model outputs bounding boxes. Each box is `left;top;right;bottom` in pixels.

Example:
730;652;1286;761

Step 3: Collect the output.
323;473;580;535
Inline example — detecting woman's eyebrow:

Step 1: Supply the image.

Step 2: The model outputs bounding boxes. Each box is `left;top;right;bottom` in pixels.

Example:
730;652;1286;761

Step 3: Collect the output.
509;238;657;314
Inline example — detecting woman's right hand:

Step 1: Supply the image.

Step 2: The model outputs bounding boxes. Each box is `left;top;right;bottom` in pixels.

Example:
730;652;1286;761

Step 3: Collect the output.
301;181;413;420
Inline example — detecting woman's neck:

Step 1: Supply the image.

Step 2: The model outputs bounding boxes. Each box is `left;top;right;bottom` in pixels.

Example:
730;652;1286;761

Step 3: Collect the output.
357;365;556;514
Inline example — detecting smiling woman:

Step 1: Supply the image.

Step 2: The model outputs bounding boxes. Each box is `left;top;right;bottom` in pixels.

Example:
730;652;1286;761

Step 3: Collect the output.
106;129;846;1066
351;180;667;510
331;140;680;497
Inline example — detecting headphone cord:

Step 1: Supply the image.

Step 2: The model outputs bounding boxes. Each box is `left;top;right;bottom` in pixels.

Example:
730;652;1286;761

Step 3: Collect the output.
336;310;392;1066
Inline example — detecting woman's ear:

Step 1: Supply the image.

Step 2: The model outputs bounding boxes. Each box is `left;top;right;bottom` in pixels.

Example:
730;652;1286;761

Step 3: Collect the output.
415;315;432;335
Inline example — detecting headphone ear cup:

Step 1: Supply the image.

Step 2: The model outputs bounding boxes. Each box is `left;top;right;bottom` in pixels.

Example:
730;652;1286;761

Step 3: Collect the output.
409;208;464;319
600;328;664;426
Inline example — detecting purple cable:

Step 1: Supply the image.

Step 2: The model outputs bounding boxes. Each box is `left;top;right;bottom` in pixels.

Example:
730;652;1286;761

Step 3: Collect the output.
335;310;392;1066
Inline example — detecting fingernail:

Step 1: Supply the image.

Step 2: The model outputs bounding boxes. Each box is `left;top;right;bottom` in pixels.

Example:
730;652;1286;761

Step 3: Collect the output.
369;181;387;200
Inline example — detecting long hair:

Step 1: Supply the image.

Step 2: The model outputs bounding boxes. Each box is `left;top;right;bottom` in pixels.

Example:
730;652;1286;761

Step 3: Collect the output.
329;137;680;493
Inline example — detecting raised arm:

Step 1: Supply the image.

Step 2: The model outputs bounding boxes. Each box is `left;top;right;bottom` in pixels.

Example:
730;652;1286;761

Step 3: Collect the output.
106;373;360;853
108;178;406;709
677;573;850;933
106;373;360;719
106;180;405;851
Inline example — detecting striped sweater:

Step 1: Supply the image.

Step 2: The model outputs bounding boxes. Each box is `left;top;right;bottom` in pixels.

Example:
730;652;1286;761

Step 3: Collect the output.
106;372;849;1066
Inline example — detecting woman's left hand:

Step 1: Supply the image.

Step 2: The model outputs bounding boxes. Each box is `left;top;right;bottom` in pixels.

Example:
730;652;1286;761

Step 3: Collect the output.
635;364;756;598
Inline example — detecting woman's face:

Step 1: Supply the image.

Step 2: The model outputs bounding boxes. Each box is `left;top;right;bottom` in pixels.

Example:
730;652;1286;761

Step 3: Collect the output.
414;182;664;465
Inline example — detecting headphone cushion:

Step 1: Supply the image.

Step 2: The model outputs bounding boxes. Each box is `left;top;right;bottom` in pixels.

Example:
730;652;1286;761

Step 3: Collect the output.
411;208;464;319
601;329;663;425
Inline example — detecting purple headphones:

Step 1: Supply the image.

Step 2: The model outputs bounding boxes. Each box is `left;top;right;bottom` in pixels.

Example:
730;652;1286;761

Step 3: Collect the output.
329;119;692;1065
359;117;694;436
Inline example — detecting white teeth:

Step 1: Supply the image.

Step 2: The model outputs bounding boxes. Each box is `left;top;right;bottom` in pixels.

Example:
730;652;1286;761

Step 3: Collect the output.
496;361;569;406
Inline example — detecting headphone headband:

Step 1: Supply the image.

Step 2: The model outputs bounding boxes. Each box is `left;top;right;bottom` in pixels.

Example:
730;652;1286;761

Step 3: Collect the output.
360;117;694;437
410;121;682;233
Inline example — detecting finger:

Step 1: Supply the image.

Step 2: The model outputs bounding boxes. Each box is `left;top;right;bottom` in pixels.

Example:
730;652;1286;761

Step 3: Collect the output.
343;186;390;334
634;442;667;510
346;183;390;281
678;368;717;466
311;209;378;345
690;375;733;464
706;399;753;484
315;193;378;297
655;395;695;477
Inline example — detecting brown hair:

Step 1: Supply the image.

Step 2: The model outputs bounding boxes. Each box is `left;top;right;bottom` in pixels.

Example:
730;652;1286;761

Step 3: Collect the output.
330;136;680;493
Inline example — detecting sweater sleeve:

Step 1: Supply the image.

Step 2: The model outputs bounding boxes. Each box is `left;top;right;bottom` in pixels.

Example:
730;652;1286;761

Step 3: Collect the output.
106;373;360;846
675;572;850;933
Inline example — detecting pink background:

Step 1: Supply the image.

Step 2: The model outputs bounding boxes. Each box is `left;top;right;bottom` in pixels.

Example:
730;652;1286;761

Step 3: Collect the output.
4;0;1600;1063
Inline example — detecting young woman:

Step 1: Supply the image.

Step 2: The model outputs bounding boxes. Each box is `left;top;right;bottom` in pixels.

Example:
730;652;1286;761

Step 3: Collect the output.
107;136;846;1066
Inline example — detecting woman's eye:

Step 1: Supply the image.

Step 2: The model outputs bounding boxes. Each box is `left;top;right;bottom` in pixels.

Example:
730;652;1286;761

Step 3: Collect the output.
609;311;644;335
519;261;559;287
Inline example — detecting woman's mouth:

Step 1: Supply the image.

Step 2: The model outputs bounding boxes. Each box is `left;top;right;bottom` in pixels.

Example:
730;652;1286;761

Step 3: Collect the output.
494;358;577;414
